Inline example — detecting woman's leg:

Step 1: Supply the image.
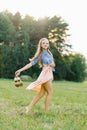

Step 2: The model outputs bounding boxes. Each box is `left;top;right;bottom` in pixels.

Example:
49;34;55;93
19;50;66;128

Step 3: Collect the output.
43;79;52;112
25;85;45;114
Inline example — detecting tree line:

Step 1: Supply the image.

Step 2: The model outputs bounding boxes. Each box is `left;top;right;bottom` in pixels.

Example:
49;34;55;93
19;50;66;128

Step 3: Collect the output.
0;10;86;82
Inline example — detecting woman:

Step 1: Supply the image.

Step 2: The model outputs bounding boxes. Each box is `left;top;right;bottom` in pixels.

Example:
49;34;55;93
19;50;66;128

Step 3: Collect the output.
15;38;55;114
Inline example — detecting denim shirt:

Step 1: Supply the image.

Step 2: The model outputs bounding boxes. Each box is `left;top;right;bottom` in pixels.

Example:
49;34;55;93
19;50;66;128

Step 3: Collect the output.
31;51;55;72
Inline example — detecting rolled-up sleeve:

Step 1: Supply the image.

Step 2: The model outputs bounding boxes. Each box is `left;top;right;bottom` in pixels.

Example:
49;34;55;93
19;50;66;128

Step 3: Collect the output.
31;56;40;65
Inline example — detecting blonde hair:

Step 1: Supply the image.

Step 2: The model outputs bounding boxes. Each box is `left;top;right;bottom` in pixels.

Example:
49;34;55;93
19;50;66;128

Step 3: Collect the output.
30;38;53;67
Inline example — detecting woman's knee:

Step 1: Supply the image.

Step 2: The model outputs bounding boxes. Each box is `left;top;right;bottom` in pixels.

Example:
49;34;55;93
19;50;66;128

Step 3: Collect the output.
38;87;45;97
47;89;52;96
44;81;52;95
39;91;45;97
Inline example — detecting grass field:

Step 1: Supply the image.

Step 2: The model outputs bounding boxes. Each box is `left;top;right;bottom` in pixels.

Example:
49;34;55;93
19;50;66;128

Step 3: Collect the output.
0;79;87;130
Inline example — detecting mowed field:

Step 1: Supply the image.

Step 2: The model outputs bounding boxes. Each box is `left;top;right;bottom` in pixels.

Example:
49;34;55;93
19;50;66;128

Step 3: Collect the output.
0;79;87;130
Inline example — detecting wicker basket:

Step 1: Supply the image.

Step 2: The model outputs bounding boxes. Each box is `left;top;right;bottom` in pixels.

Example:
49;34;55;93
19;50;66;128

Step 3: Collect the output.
14;77;23;87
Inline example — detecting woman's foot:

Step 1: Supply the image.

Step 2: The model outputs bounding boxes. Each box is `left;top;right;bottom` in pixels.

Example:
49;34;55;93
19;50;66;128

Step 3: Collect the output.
25;106;30;114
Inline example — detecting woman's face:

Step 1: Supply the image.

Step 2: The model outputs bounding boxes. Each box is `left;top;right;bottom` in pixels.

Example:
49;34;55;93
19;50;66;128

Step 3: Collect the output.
41;39;49;50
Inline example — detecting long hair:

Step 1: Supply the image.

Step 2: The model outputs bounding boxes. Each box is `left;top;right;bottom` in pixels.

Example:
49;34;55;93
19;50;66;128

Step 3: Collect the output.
30;38;53;67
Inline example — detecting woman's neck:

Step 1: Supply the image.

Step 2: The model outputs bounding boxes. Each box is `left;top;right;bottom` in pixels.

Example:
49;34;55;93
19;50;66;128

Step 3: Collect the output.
42;49;48;51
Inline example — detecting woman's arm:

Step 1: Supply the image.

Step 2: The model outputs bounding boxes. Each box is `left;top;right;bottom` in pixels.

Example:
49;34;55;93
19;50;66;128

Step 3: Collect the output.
15;62;32;77
15;55;40;77
50;56;56;67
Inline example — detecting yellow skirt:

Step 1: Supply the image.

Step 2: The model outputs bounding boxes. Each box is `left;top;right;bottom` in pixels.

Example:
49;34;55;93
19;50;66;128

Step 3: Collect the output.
26;66;53;92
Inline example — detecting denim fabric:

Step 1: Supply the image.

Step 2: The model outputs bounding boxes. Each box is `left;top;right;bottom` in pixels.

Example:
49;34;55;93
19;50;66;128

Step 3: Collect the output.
31;51;55;71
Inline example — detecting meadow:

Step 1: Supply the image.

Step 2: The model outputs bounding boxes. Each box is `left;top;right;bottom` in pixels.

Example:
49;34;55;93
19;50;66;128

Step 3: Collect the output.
0;79;87;130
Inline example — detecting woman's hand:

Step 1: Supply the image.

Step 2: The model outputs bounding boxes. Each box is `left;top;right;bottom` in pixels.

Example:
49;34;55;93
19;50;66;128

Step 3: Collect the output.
15;70;21;77
50;62;55;67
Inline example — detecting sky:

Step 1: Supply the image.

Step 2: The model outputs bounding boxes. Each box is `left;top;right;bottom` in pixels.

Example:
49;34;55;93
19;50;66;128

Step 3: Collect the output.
0;0;87;59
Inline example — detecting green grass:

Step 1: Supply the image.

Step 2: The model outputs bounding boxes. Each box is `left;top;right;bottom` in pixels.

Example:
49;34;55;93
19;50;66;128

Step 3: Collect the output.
0;79;87;130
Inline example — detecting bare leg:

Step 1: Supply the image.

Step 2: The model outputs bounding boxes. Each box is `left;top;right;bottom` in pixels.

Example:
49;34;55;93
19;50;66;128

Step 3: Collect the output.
25;85;45;114
44;79;52;112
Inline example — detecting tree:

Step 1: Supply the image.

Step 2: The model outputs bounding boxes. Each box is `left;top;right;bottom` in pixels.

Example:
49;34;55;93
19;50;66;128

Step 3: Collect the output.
48;16;71;54
67;53;86;82
0;12;16;45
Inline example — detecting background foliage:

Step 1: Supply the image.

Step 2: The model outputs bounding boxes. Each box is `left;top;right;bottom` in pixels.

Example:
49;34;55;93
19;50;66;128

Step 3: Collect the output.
0;11;86;82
